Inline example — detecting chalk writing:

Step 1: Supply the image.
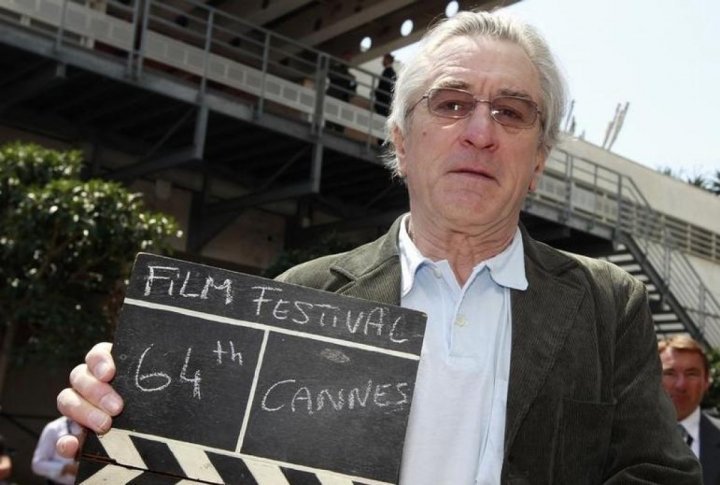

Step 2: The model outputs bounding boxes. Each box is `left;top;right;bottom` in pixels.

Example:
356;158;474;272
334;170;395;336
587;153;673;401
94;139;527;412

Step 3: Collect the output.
179;347;202;399
133;342;245;400
214;341;243;366
138;264;422;350
144;265;233;304
134;345;171;393
251;286;409;344
260;378;410;415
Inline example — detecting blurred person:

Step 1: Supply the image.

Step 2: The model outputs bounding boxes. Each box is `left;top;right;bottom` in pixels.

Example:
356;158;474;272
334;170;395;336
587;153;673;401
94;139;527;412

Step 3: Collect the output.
326;52;358;133
57;9;701;484
32;416;82;485
327;52;358;103
0;433;11;484
660;335;720;484
374;53;397;116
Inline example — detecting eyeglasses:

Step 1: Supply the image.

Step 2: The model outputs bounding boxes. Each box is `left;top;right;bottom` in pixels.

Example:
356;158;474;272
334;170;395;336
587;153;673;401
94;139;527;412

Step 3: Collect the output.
410;87;542;129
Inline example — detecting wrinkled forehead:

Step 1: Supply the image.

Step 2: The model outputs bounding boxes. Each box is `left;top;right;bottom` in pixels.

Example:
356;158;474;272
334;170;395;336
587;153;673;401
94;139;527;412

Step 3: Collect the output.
423;36;541;101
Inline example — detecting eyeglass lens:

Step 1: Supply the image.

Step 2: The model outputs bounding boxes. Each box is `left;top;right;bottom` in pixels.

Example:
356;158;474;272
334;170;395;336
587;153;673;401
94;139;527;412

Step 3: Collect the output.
427;89;538;128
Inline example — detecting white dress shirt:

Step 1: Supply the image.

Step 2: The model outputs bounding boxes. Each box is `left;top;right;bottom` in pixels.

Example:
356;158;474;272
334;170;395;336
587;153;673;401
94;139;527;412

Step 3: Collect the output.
680;406;701;458
398;216;527;485
32;416;82;485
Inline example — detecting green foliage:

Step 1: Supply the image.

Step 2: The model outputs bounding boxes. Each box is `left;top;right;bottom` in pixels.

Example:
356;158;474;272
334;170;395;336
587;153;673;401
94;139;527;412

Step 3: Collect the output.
0;142;180;364
702;347;720;413
656;166;720;195
263;233;357;279
686;175;709;190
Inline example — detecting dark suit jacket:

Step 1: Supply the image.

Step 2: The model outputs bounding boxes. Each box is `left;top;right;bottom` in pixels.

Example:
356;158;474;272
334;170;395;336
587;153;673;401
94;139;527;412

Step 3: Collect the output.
278;216;701;484
701;412;720;484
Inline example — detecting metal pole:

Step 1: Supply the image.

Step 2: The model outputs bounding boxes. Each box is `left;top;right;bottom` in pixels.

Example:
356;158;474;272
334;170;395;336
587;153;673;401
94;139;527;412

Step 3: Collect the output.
199;9;214;98
615;175;623;239
55;0;70;51
137;0;153;79
126;0;143;77
312;54;329;135
258;33;271;117
563;152;573;222
194;105;209;160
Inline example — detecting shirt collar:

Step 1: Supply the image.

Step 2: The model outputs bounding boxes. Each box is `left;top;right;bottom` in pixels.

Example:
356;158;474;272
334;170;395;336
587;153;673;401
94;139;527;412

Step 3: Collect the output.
680;406;702;432
398;214;528;296
398;214;429;296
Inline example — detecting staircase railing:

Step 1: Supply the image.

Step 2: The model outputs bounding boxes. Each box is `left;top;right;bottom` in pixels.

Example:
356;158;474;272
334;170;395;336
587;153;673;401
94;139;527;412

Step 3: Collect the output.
536;149;720;346
0;0;392;144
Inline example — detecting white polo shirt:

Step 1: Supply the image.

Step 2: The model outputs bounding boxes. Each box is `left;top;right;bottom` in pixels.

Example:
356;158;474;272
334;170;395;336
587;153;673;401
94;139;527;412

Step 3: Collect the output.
398;217;527;485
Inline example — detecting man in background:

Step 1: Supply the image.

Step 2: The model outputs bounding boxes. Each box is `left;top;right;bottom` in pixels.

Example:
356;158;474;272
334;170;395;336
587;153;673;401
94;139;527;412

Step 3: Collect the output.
660;335;720;484
325;52;357;133
374;53;397;116
32;416;81;485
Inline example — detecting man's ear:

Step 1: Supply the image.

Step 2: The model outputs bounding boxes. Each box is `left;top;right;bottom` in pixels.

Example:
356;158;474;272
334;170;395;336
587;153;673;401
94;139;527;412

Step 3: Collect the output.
528;147;548;192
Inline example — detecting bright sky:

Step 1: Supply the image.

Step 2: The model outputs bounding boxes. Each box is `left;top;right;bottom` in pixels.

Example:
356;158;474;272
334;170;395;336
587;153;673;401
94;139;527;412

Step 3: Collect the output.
394;0;720;179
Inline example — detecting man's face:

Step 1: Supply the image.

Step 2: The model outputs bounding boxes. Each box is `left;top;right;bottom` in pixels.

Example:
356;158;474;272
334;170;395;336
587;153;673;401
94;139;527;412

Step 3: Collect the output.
393;36;546;234
660;348;710;420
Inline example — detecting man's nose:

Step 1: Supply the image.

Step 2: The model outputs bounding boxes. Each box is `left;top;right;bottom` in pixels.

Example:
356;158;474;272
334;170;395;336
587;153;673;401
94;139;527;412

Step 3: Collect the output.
674;374;687;389
460;103;498;149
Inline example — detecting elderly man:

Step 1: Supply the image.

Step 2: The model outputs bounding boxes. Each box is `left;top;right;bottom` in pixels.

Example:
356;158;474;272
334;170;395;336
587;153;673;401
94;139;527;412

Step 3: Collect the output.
57;10;699;484
660;335;720;484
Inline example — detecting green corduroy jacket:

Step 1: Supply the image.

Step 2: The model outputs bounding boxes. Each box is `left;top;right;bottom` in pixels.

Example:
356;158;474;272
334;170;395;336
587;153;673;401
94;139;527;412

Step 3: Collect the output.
277;215;701;484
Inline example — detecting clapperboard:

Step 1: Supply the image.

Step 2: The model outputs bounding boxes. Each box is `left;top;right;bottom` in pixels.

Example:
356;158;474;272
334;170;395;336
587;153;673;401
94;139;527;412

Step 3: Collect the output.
77;253;427;484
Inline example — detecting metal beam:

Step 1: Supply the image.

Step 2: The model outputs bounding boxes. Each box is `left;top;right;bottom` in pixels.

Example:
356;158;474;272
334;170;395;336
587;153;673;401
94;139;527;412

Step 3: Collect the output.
105;146;198;181
215;0;315;27
271;0;415;52
0;63;66;113
209;181;314;214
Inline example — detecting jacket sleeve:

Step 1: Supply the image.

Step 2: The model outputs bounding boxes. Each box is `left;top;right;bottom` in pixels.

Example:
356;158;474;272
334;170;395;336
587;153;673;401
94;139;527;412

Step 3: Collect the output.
602;273;701;484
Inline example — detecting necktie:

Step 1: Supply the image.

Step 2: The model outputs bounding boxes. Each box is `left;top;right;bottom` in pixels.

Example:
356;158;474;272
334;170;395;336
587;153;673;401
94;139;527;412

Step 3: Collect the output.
678;424;694;447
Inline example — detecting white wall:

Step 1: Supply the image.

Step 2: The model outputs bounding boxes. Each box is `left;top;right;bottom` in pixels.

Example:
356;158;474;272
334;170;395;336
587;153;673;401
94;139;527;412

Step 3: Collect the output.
559;136;720;234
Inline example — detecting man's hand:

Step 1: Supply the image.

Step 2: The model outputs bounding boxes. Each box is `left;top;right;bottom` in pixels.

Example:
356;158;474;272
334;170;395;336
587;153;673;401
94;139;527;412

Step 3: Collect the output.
56;342;123;458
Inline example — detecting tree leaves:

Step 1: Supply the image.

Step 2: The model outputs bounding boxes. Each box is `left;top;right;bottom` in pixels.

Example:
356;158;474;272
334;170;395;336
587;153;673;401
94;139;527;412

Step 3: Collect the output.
0;142;180;366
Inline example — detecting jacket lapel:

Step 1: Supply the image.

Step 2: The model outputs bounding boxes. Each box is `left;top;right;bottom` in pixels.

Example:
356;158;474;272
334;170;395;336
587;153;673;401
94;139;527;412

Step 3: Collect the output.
325;217;586;457
503;234;585;453
329;215;404;305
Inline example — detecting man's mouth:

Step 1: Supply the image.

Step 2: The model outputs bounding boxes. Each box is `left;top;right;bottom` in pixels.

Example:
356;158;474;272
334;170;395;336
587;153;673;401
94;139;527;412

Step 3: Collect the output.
451;167;494;179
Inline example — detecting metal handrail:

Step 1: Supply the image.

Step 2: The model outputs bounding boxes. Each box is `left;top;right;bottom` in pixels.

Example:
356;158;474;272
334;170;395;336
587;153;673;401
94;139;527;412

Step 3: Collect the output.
541;149;720;345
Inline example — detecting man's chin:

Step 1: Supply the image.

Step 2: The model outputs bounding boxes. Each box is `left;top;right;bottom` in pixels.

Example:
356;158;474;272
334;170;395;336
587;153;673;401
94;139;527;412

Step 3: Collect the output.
673;404;694;421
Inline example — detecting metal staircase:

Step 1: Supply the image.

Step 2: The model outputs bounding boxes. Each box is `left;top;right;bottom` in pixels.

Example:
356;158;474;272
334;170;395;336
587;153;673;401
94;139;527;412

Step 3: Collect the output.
524;150;720;348
586;236;719;345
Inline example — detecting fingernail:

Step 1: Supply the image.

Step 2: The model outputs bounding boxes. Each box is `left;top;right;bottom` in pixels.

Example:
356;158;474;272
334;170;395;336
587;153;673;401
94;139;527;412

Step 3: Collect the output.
94;362;110;378
89;409;110;432
100;394;122;415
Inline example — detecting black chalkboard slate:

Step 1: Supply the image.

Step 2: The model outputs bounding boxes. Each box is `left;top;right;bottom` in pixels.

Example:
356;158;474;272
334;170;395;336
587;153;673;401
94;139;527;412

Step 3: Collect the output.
77;252;427;485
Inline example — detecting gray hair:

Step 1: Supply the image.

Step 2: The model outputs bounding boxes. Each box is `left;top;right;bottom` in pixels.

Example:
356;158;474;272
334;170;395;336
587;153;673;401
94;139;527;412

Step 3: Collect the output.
383;10;567;177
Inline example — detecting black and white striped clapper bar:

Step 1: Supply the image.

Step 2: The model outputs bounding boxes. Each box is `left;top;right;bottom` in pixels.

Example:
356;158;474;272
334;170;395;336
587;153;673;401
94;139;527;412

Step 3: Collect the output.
77;253;427;484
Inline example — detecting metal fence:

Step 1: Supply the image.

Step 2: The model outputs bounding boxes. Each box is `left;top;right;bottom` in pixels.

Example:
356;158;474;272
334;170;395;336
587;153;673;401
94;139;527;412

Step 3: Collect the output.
0;0;396;144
